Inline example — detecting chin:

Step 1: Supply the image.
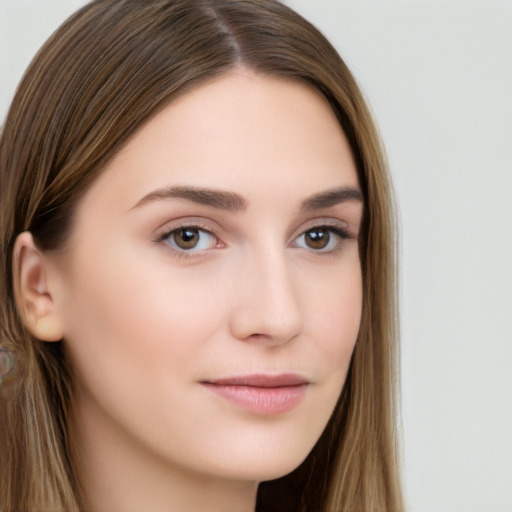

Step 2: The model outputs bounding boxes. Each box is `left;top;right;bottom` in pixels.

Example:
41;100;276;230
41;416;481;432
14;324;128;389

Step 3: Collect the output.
201;434;316;484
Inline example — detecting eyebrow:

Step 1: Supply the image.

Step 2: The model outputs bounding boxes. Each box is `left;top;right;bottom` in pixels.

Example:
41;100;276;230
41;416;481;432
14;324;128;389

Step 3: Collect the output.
300;186;363;212
131;184;363;212
131;185;247;212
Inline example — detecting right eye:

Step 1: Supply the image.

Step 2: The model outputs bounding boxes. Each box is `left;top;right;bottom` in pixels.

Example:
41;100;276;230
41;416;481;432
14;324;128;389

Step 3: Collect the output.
159;227;218;252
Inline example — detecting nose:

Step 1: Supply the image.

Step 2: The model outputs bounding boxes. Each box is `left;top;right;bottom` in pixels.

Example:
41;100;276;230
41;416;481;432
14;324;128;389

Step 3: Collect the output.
228;249;304;347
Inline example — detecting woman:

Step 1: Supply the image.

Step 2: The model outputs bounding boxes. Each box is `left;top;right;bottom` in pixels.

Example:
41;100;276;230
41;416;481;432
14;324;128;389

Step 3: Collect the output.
0;1;402;511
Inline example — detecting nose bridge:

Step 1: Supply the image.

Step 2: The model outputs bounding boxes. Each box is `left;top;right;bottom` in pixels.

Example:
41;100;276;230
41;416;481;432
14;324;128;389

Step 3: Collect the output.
229;243;303;345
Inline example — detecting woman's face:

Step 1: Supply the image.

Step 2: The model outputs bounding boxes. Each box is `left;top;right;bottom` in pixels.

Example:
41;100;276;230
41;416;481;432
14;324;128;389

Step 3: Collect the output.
50;71;363;483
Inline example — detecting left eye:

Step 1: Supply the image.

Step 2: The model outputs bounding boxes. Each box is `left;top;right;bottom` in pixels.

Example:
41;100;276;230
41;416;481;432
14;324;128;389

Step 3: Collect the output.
161;227;217;251
295;227;348;252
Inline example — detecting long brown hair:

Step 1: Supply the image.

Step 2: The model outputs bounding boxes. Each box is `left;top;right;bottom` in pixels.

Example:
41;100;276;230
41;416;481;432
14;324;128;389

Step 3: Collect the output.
0;1;402;510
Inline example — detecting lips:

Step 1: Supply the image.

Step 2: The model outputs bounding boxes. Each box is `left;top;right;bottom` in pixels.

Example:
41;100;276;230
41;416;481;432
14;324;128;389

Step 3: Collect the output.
201;373;309;415
205;373;309;388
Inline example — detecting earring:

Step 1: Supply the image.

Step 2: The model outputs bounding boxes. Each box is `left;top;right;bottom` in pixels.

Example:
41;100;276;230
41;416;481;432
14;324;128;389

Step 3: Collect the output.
0;348;17;384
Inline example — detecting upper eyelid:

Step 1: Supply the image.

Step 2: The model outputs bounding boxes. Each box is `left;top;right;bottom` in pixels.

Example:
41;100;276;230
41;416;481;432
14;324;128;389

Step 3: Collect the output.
157;225;215;242
292;217;353;237
298;217;350;229
155;217;222;238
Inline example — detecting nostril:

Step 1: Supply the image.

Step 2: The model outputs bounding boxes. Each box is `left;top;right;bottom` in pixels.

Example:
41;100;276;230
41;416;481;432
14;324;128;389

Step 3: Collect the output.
229;301;303;346
228;255;303;344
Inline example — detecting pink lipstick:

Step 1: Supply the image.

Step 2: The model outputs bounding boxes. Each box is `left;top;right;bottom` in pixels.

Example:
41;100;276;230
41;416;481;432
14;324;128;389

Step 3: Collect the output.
201;374;309;415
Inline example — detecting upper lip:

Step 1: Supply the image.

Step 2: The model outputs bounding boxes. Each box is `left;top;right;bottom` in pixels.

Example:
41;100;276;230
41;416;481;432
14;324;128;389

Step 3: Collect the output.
202;373;309;388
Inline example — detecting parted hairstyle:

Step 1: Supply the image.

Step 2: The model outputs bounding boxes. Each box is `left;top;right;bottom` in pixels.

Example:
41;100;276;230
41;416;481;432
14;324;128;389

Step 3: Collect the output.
0;1;403;511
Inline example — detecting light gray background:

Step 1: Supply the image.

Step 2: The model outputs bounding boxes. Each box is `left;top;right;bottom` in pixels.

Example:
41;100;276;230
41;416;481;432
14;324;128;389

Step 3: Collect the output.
1;1;511;511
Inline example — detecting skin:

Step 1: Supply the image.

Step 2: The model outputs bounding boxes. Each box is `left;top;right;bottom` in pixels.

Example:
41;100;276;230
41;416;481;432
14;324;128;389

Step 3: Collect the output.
17;70;363;512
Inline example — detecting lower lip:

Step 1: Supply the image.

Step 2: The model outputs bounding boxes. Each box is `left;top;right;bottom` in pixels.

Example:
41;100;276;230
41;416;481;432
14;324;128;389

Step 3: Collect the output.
202;383;308;415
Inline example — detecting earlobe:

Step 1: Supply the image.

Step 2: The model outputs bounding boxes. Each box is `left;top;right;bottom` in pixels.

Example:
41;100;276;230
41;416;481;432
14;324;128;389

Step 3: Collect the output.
12;232;64;342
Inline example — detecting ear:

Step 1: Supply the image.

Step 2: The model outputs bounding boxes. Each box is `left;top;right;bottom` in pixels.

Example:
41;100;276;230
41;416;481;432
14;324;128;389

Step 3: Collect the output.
12;232;64;342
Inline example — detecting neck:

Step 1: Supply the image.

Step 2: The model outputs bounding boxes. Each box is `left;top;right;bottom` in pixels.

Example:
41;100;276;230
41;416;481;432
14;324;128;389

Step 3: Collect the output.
71;395;258;512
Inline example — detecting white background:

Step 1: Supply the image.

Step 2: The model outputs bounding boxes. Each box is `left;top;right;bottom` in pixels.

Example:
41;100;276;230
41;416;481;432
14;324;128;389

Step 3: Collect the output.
1;1;511;511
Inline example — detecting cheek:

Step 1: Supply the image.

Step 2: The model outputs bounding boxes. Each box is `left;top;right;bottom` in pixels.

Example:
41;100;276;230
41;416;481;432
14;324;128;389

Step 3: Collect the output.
303;257;362;365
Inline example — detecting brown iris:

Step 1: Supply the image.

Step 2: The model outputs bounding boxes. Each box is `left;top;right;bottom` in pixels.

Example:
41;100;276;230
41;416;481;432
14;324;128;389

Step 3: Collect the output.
304;228;330;250
173;228;200;249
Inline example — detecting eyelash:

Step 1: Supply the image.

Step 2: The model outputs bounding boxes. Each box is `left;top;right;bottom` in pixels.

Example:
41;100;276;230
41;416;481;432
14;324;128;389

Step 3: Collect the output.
155;221;353;258
294;224;352;254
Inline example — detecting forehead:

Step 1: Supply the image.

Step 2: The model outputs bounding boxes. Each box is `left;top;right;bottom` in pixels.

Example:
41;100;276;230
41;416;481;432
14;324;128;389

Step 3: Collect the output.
73;71;358;221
